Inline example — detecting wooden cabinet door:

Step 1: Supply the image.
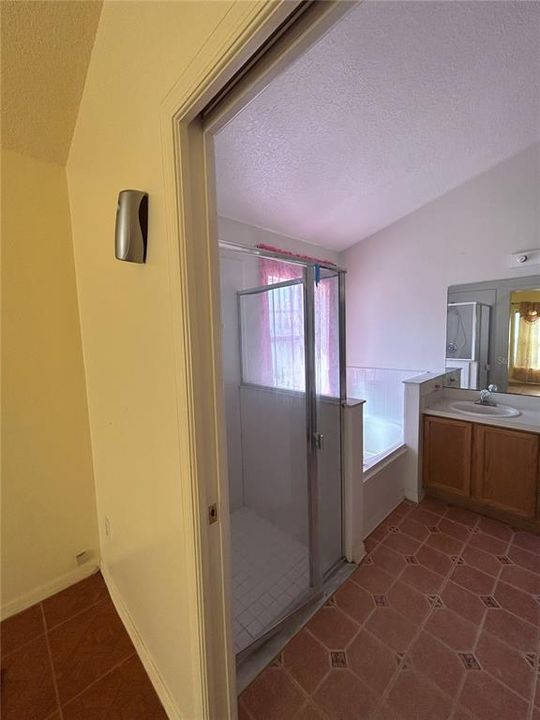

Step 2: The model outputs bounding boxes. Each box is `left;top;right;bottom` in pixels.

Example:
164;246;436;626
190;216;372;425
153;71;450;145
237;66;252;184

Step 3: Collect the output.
472;424;539;518
423;416;472;496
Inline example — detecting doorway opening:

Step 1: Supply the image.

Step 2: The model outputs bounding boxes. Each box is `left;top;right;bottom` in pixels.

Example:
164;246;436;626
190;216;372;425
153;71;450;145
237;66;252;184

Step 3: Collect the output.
164;1;360;714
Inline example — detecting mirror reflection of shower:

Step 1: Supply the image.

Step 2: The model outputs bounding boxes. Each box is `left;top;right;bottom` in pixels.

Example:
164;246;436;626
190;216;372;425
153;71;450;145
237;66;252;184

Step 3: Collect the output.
445;302;491;389
446;305;471;358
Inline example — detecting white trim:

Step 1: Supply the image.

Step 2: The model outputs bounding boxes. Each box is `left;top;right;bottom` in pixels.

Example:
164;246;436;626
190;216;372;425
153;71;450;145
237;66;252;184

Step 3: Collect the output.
363;443;407;482
100;565;181;720
343;400;365;563
1;562;99;621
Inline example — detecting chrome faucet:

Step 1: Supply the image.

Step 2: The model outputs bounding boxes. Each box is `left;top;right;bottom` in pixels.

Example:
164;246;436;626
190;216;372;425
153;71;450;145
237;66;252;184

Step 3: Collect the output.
476;384;498;406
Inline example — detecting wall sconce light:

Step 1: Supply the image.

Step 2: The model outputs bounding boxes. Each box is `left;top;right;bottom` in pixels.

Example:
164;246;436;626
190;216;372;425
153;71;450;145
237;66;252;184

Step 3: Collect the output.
115;190;148;263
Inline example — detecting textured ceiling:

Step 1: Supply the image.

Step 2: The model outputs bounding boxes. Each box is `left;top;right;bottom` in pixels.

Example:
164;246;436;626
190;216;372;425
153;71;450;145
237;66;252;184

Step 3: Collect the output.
215;0;540;250
1;0;102;165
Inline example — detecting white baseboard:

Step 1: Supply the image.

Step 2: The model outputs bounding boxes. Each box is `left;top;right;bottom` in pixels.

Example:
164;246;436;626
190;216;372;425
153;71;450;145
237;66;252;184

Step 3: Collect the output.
1;563;100;620
100;564;181;720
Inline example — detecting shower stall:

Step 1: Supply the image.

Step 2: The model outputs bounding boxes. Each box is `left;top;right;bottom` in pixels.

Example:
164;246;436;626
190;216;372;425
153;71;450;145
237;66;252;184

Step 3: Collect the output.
446;301;491;388
219;243;346;658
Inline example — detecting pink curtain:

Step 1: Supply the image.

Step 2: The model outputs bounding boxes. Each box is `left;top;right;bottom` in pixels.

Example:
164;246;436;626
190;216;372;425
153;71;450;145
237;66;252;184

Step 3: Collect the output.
258;258;304;390
315;276;339;397
258;258;339;397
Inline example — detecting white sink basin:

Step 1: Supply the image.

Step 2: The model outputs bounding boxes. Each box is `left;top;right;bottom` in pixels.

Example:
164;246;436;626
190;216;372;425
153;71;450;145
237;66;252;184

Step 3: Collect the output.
448;400;521;418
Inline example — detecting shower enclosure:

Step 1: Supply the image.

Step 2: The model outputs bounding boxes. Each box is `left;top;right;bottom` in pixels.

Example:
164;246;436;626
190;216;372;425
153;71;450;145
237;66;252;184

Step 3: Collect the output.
446;301;491;388
219;243;346;657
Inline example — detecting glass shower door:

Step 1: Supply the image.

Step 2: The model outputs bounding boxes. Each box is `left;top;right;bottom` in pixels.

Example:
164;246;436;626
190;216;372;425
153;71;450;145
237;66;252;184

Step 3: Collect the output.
222;249;346;657
313;268;344;576
234;269;312;652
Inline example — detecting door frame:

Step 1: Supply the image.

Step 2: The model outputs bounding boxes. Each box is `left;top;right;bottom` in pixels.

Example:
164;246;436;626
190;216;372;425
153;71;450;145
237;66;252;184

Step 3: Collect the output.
159;2;356;717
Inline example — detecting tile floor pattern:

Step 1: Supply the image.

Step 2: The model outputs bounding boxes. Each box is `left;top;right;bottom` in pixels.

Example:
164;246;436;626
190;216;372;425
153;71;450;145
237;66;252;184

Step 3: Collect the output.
0;571;167;720
232;506;310;653
239;499;540;720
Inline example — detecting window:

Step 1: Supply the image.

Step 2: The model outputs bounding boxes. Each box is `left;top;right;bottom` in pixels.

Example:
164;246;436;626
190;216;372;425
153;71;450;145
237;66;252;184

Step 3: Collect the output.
266;279;306;391
240;257;338;396
509;301;540;385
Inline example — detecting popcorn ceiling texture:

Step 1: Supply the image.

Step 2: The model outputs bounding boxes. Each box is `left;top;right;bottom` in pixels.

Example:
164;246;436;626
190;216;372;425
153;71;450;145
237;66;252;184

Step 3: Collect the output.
1;1;102;164
215;0;540;251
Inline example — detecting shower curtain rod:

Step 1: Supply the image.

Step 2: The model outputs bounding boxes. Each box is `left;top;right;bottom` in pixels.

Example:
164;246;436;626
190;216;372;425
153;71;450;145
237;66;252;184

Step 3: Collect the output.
218;239;346;273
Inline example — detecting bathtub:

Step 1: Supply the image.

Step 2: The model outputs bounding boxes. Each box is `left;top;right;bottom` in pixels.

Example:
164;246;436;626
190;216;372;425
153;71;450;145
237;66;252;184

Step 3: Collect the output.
363;415;404;470
362;415;408;538
346;365;419;538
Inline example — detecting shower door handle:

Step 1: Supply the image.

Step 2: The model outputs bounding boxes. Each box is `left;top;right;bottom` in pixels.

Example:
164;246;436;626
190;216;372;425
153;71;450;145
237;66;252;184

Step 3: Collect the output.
313;433;325;450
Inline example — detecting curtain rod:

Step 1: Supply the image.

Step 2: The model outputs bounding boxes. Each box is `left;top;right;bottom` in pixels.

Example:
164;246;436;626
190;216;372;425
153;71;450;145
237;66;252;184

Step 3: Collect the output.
218;240;346;273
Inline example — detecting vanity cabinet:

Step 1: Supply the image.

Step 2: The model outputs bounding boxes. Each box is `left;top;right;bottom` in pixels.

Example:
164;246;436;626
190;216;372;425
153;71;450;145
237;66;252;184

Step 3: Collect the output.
472;425;539;519
423;415;540;529
423;416;472;497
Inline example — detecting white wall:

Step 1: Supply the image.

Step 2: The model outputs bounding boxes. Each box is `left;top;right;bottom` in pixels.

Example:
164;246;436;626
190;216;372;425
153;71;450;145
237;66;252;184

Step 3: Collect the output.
342;144;540;371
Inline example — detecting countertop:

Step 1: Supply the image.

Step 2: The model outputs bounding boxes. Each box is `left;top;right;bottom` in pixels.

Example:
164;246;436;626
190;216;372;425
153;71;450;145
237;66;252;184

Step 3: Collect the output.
424;397;540;434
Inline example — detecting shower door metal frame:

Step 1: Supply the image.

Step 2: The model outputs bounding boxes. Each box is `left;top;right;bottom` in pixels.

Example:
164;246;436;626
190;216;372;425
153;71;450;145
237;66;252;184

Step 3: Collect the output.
315;266;348;579
304;264;321;590
231;245;347;661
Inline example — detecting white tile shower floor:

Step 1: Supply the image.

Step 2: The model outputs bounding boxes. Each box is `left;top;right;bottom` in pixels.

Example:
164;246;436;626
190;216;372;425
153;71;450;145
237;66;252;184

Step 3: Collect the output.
230;506;309;654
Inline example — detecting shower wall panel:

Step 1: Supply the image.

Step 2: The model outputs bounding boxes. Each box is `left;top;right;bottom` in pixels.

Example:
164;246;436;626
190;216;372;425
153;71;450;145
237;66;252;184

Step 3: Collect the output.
240;385;308;543
220;253;245;510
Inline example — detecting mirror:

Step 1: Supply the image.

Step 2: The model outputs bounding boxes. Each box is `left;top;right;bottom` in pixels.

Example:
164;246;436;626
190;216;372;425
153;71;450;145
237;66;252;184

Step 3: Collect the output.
445;276;540;396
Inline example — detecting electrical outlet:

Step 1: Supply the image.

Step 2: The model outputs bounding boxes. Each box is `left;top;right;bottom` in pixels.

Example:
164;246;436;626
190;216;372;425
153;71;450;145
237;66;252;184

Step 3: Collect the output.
104;516;112;540
75;550;89;566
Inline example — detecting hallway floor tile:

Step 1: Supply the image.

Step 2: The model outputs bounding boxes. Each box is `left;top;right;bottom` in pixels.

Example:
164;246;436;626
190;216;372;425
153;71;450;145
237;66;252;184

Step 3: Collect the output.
0;572;167;720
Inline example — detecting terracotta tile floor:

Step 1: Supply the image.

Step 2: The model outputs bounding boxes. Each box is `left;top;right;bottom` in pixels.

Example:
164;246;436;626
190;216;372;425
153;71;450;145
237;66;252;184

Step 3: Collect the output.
239;499;540;720
0;572;167;720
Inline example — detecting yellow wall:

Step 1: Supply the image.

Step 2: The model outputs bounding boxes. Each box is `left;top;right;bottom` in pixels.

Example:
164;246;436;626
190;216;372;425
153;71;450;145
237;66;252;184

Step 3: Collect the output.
67;2;269;717
1;149;99;614
511;289;540;302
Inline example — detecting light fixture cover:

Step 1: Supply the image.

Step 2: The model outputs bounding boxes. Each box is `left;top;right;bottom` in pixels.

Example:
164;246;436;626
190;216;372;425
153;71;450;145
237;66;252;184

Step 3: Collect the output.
510;249;540;268
115;190;148;263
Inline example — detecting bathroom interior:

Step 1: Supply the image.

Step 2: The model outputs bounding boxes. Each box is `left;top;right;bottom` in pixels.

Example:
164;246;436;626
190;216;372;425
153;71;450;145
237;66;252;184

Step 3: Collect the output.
210;0;540;692
3;2;540;719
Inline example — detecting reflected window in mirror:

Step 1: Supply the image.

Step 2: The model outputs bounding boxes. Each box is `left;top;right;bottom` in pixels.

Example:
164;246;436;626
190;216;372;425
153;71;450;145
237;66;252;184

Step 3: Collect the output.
508;289;540;396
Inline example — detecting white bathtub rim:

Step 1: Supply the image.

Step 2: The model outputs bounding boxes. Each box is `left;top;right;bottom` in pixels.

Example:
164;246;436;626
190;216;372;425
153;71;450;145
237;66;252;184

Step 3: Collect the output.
363;443;407;482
